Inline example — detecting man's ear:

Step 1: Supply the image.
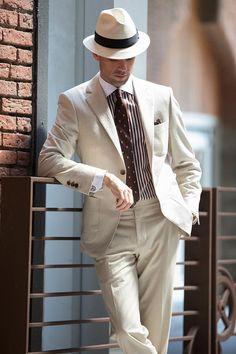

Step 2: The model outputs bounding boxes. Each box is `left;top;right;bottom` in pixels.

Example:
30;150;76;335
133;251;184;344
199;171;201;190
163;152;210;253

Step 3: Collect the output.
92;53;100;61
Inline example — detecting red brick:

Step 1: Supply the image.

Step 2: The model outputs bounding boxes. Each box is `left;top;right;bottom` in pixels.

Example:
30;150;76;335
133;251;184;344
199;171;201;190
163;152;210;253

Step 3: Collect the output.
0;44;17;62
0;149;16;164
0;132;2;145
2;98;32;115
0;8;18;27
2;28;32;47
17;48;32;64
17;150;30;166
0;167;10;176
10;167;27;176
0;63;10;79
17;117;31;132
0;27;2;41
0;115;16;130
10;64;32;81
0;79;17;96
18;82;32;97
3;0;33;12
2;132;31;148
19;13;33;30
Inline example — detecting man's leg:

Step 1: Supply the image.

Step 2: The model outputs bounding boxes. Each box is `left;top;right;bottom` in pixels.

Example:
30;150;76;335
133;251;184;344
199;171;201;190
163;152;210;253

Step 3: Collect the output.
95;208;158;354
136;207;180;354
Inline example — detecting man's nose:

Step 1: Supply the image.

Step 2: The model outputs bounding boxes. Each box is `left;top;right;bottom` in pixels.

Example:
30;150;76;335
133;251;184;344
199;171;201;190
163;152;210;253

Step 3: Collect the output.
117;60;127;70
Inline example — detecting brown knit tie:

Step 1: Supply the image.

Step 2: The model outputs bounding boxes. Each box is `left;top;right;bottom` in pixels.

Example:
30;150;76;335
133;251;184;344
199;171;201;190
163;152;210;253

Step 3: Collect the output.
114;89;139;202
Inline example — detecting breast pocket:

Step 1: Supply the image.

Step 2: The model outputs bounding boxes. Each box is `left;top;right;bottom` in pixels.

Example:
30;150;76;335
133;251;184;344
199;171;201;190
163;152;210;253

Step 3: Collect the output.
154;121;169;156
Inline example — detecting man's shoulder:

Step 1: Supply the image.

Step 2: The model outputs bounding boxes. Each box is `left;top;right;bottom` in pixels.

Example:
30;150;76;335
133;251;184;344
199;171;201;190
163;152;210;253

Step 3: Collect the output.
62;80;89;98
133;76;171;95
61;74;99;100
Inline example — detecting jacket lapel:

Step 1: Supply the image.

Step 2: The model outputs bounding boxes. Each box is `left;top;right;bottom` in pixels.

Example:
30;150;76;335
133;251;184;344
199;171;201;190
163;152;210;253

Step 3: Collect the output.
85;74;124;160
133;77;154;169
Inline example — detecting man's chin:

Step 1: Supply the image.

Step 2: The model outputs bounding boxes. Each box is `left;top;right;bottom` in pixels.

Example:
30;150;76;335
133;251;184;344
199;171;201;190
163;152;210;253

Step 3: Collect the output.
113;76;129;87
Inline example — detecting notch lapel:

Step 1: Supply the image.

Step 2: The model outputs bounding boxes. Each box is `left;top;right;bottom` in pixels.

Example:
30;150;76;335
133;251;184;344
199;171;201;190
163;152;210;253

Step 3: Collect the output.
85;75;123;160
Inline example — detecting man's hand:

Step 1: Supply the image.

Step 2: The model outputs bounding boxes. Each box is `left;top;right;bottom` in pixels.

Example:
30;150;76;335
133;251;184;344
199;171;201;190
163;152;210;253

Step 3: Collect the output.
103;173;134;211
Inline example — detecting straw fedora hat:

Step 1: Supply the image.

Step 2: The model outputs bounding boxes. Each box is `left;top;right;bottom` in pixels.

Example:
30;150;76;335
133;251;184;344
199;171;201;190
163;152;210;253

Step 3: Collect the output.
83;8;150;59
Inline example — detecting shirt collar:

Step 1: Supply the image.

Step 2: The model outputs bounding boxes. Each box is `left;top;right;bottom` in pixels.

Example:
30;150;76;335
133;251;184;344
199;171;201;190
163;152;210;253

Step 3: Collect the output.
98;73;134;97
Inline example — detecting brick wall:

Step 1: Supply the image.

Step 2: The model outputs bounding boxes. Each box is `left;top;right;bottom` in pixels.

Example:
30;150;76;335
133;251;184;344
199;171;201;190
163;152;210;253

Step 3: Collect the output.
0;0;35;178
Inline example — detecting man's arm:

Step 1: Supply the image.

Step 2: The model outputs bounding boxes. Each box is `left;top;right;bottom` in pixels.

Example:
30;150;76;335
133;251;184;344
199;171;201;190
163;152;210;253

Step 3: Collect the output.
38;93;133;210
168;88;202;221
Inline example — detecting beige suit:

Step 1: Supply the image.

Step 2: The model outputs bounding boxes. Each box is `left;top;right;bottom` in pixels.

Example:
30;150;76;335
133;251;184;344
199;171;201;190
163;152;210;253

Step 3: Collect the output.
38;73;201;257
38;73;202;354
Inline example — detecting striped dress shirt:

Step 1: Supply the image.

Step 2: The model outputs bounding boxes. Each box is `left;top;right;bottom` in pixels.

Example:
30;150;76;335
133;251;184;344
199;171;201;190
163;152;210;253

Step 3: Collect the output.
107;89;157;201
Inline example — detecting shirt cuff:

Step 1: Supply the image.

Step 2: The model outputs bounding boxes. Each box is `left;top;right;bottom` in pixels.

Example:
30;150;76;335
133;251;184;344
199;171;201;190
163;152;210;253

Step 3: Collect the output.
89;171;106;193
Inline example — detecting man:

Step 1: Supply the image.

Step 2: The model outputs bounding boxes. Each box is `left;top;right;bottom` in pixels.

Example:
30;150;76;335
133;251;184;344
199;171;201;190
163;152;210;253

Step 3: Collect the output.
38;8;201;354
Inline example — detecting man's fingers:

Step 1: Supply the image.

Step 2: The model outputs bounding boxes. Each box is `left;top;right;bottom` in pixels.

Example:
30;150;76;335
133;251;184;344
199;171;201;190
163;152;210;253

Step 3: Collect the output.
115;189;134;211
104;173;134;209
116;199;132;211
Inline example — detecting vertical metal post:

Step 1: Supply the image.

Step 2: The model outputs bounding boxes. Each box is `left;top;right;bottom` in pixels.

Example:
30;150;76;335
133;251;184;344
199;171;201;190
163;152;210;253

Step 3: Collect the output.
184;189;213;353
211;188;218;354
0;177;33;354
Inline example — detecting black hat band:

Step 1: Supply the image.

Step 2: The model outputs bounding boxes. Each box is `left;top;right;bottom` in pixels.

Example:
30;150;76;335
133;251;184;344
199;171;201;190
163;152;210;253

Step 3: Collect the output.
94;31;139;49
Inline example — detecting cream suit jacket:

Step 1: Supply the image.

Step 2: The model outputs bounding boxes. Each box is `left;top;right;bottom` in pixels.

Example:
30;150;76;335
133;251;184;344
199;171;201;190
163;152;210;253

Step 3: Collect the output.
38;73;202;257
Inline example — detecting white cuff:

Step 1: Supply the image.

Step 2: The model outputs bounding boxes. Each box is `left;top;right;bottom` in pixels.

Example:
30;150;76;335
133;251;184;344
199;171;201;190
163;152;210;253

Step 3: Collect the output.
89;171;106;193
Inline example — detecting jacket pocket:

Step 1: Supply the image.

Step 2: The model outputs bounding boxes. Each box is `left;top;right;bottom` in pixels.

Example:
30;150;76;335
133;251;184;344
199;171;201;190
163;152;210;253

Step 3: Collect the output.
81;197;100;239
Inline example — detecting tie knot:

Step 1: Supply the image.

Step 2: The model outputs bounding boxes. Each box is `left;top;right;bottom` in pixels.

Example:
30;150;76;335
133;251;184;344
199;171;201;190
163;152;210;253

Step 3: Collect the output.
114;89;123;100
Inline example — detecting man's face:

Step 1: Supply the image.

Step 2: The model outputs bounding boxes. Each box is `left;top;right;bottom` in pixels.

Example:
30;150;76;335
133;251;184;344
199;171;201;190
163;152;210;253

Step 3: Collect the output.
93;54;135;87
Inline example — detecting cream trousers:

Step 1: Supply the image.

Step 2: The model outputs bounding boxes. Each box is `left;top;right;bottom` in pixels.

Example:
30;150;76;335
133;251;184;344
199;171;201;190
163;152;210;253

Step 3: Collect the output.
95;198;180;354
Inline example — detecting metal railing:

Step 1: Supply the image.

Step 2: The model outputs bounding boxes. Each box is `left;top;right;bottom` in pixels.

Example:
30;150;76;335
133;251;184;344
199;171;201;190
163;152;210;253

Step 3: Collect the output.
212;187;236;354
1;177;235;354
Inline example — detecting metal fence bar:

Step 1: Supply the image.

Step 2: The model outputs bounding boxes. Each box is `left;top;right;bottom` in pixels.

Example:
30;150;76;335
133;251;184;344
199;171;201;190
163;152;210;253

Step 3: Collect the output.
184;188;213;354
213;187;236;353
1;177;34;354
0;177;214;354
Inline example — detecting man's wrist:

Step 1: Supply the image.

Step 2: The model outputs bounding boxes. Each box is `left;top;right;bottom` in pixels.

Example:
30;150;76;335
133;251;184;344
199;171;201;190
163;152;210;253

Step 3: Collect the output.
103;172;111;188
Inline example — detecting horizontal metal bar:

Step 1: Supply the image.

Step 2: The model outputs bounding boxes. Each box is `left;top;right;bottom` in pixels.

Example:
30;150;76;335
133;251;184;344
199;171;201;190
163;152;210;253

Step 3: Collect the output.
217;186;236;193
199;211;208;217
176;261;199;266
30;285;198;298
218;212;236;217
181;236;199;241
29;310;199;328
32;237;81;241
174;286;198;291
169;334;195;342
172;310;198;316
31;177;58;184
29;317;110;328
30;290;102;298
32;264;94;270
218;235;236;240
28;334;195;353
218;259;236;265
32;207;83;212
32;261;198;270
28;342;119;354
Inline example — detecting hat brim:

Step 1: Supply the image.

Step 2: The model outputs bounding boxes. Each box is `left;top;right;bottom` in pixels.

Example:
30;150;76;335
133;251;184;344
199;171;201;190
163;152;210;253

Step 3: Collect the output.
83;31;150;59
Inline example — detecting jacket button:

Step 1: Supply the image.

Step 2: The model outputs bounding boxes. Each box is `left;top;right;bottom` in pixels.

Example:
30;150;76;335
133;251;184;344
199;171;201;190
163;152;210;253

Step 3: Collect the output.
120;169;126;175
